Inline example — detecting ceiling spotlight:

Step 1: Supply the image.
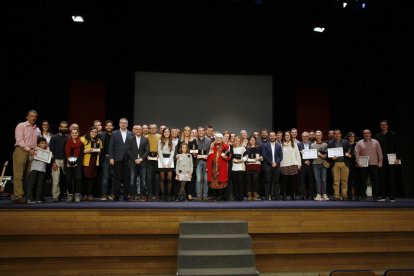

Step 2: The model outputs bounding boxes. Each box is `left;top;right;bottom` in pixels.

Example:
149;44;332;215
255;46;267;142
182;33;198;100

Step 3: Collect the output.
362;3;366;8
72;16;84;23
314;27;325;33
343;2;347;8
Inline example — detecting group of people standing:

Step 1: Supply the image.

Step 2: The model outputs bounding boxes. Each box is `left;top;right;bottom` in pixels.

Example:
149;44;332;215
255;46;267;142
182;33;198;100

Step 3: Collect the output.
11;110;401;204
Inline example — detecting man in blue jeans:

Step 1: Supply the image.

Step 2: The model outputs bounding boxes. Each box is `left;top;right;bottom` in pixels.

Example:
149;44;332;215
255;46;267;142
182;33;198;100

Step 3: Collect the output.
195;127;212;200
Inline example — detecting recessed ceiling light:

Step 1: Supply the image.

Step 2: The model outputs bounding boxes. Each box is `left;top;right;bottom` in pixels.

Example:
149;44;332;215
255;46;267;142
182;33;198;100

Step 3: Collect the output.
72;16;84;23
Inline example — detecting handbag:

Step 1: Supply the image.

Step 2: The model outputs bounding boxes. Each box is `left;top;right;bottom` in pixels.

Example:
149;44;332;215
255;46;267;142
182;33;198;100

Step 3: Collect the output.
323;160;331;169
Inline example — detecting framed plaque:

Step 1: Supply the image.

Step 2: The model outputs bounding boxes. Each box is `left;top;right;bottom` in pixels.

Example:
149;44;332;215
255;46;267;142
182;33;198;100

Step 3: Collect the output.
358;156;369;167
34;147;52;164
158;157;174;169
327;147;344;158
302;149;318;159
387;153;401;165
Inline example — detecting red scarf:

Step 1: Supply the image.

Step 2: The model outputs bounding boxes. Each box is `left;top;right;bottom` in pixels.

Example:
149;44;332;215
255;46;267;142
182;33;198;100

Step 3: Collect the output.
65;138;82;158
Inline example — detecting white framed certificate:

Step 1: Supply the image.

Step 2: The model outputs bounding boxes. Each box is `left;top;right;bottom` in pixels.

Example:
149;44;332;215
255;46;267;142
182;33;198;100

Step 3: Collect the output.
328;147;344;158
148;156;158;161
302;149;318;159
92;148;101;153
190;149;198;154
158;157;174;169
197;155;207;160
387;153;400;165
358;156;369;167
34;147;52;164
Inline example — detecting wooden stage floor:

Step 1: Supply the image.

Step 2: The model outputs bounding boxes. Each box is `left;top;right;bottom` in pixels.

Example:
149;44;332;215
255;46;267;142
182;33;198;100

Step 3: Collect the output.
1;199;414;275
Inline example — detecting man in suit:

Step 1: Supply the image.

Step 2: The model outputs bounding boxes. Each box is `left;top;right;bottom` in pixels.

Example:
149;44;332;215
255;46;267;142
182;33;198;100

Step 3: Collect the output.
126;125;149;201
262;131;283;200
298;131;314;200
109;118;133;201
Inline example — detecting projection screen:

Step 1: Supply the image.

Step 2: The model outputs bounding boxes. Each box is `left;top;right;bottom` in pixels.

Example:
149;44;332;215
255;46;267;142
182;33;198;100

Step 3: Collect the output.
134;72;273;133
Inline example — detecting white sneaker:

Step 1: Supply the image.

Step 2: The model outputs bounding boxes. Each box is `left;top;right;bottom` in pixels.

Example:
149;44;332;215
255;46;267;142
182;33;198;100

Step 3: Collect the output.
314;194;322;201
322;194;329;201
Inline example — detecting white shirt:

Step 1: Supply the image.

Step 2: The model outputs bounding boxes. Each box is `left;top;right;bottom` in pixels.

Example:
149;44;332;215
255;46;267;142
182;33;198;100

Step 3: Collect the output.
232;147;247;171
270;142;276;163
172;138;179;147
135;135;141;150
121;130;127;143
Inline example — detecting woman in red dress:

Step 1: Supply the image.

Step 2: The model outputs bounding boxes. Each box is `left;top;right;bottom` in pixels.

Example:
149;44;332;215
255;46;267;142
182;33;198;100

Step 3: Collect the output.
206;133;232;201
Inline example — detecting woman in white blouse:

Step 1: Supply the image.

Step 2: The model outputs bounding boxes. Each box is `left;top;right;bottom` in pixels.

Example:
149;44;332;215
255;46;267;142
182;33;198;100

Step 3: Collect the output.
158;128;175;201
280;131;301;200
231;136;247;201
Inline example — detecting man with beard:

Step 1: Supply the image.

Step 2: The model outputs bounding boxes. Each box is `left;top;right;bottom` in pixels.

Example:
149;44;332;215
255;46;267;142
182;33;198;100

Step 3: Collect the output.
49;121;69;202
99;120;114;200
258;128;269;147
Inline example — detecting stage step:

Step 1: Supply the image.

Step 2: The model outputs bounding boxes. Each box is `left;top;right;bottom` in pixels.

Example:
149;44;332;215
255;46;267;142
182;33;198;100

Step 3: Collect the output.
178;249;256;268
177;221;259;275
179;221;247;235
179;234;252;250
177;267;259;276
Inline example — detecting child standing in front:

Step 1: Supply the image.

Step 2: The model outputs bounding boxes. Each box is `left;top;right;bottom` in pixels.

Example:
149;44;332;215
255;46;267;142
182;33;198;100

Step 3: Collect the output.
26;137;50;203
175;143;193;201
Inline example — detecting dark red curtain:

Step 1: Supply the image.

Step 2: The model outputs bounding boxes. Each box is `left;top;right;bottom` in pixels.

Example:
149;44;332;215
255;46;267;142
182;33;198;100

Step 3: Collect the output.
296;87;330;136
68;81;106;135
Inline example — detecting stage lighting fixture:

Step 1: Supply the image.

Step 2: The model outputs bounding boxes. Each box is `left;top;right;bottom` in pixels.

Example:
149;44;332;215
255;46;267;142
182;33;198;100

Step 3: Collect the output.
314;27;325;33
72;16;84;23
362;3;366;8
343;2;347;8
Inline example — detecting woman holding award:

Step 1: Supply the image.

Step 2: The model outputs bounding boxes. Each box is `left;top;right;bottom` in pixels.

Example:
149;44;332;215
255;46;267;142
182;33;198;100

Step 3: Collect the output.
80;127;103;201
65;128;84;203
158;128;175;201
206;133;232;201
244;136;262;201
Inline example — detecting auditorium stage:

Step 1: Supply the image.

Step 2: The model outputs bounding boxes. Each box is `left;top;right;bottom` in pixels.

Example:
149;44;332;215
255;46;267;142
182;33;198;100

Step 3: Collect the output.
1;198;414;276
1;197;414;209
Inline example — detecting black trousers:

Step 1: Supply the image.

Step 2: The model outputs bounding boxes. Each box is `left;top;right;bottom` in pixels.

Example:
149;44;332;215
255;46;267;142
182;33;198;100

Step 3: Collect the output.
26;170;45;201
112;159;130;197
347;166;360;199
66;166;82;194
245;171;259;194
231;171;244;200
146;161;160;197
282;174;297;197
360;165;380;199
264;168;280;198
380;163;397;198
300;164;314;198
